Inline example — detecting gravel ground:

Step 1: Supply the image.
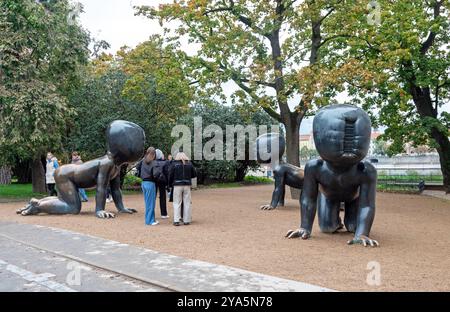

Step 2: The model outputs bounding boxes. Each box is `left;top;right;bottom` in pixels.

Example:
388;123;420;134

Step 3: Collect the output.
1;184;449;291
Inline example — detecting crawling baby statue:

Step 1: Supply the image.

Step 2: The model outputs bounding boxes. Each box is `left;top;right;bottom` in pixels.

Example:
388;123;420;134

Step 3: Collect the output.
17;120;145;219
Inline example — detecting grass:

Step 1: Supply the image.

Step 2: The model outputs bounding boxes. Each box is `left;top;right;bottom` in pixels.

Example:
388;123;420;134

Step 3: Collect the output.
377;174;443;183
377;184;421;194
0;183;45;202
243;175;273;184
0;183;141;202
3;173;434;201
377;174;443;193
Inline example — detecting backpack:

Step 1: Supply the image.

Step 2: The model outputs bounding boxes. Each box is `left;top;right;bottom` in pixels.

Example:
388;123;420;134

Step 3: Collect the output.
152;161;167;184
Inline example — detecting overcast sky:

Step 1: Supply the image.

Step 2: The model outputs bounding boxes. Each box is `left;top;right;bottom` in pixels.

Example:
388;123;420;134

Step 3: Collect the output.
75;1;448;134
77;0;164;52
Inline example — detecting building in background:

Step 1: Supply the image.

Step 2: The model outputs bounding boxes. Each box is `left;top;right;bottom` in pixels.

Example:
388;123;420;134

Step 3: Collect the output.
299;134;315;150
368;131;382;156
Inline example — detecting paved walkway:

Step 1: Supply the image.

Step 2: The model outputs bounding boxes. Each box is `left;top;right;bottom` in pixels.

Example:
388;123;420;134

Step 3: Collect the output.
0;221;332;292
422;190;450;201
0;236;165;292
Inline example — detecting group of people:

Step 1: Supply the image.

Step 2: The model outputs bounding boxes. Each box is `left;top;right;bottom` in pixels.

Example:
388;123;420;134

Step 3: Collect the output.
137;148;197;226
44;148;197;226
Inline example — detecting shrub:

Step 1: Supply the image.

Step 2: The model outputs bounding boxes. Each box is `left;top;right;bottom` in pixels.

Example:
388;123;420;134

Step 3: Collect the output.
123;174;142;190
243;175;273;184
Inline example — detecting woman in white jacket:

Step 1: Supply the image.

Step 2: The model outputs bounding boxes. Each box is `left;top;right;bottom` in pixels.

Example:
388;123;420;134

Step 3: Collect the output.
45;152;59;196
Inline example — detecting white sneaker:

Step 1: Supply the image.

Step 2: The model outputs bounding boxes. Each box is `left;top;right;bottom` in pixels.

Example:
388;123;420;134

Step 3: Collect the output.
161;215;169;219
151;221;159;226
106;197;113;203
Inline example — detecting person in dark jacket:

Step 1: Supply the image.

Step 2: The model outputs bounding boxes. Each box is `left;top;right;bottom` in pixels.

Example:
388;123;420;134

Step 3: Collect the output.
137;147;159;226
168;152;197;226
155;149;169;219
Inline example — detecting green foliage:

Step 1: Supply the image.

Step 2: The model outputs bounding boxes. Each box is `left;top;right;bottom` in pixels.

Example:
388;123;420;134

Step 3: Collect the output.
372;139;389;156
406;170;420;177
376;184;421;194
65;43;191;159
65;67;150;159
119;37;193;122
0;81;71;161
135;0;368;165
377;174;443;183
0;183;45;200
243;175;273;184
341;0;449;185
300;146;319;160
64;37;195;159
178;103;278;183
136;0;363;111
122;174;142;190
194;160;238;182
0;0;90;164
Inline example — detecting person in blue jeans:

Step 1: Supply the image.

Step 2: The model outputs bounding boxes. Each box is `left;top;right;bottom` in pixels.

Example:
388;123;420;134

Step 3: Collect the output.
137;147;158;226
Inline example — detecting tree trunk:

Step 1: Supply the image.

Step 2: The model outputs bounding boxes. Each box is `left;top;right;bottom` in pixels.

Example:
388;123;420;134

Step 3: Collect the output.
31;158;46;193
409;84;450;193
284;116;301;167
14;159;32;183
430;128;450;193
235;161;248;182
0;166;12;185
283;114;301;199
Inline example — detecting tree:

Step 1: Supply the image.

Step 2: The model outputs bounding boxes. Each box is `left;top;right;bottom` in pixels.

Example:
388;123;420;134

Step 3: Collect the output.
66;40;193;162
0;0;90;191
136;0;359;167
372;139;389;156
341;0;450;192
119;37;193;125
0;165;11;185
300;145;318;160
66;66;143;160
177;103;278;183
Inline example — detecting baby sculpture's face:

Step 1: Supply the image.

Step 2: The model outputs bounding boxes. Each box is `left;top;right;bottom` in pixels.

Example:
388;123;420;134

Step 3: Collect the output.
313;104;371;167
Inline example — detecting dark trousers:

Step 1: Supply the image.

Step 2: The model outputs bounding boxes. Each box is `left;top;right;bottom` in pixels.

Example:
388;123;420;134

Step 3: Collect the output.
156;182;168;216
47;183;57;196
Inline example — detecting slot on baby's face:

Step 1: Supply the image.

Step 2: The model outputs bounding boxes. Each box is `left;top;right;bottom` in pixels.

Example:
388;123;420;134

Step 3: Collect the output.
313;105;371;166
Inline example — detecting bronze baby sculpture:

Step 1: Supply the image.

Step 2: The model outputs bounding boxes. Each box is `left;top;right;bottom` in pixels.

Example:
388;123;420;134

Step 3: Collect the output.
17;120;145;219
286;104;379;247
256;132;304;210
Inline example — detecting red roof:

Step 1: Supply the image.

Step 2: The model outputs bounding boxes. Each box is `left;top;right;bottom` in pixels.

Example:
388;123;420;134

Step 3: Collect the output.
299;134;312;141
371;132;381;140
